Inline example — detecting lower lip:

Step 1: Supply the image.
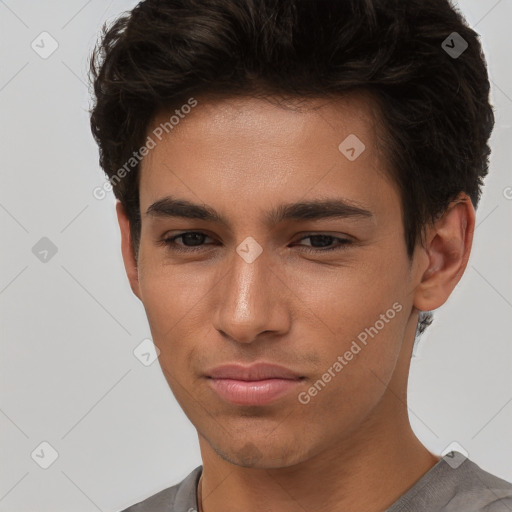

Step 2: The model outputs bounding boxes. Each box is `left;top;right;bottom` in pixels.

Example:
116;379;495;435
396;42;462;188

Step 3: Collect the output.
207;378;302;406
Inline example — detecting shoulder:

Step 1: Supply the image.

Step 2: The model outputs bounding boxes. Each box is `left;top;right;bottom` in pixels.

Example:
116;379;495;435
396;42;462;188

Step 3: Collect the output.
118;466;202;512
387;452;512;512
445;456;512;512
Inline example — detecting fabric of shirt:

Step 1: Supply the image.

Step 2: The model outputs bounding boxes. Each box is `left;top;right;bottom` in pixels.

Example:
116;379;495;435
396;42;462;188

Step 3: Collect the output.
119;451;512;512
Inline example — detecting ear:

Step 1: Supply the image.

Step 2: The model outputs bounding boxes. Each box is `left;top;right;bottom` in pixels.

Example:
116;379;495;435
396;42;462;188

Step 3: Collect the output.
116;200;142;301
413;193;475;312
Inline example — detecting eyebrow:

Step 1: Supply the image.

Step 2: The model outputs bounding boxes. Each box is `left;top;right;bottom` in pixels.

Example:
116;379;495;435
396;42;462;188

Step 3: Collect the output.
145;195;373;227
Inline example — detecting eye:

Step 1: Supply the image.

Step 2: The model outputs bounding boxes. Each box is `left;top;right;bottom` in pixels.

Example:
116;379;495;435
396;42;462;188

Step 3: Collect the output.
294;234;353;252
158;231;216;253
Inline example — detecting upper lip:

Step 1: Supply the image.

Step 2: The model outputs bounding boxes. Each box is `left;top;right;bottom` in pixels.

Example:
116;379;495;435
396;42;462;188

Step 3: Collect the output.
206;363;303;381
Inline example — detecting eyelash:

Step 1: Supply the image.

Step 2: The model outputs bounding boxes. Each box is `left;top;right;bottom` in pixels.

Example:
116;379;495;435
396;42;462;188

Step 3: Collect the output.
158;232;352;253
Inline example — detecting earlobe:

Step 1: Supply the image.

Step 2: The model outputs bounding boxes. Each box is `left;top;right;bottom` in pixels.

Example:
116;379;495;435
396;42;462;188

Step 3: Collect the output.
413;194;475;312
115;200;142;301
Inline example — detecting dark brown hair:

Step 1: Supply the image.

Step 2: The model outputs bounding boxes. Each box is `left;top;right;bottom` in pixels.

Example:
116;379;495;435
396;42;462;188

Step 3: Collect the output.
88;0;494;335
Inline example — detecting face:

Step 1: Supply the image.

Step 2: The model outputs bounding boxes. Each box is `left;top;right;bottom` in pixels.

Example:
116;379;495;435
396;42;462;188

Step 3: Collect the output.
123;93;428;469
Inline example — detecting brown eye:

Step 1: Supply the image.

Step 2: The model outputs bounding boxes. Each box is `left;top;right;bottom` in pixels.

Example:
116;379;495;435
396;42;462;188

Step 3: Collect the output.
294;235;352;252
158;232;215;253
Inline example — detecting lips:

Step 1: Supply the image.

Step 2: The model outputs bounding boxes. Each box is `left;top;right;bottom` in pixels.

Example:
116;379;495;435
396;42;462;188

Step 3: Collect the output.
206;363;303;381
205;363;304;406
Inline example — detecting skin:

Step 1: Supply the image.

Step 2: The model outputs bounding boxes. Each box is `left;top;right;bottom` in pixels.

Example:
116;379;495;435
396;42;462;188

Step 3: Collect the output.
116;92;475;511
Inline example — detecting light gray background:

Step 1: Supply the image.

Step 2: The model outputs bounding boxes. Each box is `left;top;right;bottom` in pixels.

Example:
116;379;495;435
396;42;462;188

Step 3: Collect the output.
0;1;511;511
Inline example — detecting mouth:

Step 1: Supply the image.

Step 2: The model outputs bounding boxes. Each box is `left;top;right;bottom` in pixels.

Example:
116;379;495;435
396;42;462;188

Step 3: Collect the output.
205;363;305;406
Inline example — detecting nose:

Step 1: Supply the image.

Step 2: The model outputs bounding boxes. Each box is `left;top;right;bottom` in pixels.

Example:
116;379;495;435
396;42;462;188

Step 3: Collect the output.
212;246;290;344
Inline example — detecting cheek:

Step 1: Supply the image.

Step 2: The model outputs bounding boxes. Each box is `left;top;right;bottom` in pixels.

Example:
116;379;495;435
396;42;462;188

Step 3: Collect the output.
138;256;213;336
284;252;407;336
136;257;221;394
297;303;407;438
289;255;408;404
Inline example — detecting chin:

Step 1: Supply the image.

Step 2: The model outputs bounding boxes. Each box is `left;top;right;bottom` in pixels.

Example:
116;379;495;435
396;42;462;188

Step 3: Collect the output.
212;435;311;469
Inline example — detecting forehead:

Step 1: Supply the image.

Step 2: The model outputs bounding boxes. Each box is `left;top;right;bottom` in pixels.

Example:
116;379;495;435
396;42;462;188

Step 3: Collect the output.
145;91;385;156
138;92;397;225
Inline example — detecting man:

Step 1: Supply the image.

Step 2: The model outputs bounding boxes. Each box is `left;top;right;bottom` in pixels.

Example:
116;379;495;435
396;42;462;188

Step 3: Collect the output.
88;0;512;510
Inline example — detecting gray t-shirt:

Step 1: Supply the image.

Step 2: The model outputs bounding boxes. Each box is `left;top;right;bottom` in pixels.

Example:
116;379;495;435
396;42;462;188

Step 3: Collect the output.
119;452;512;511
